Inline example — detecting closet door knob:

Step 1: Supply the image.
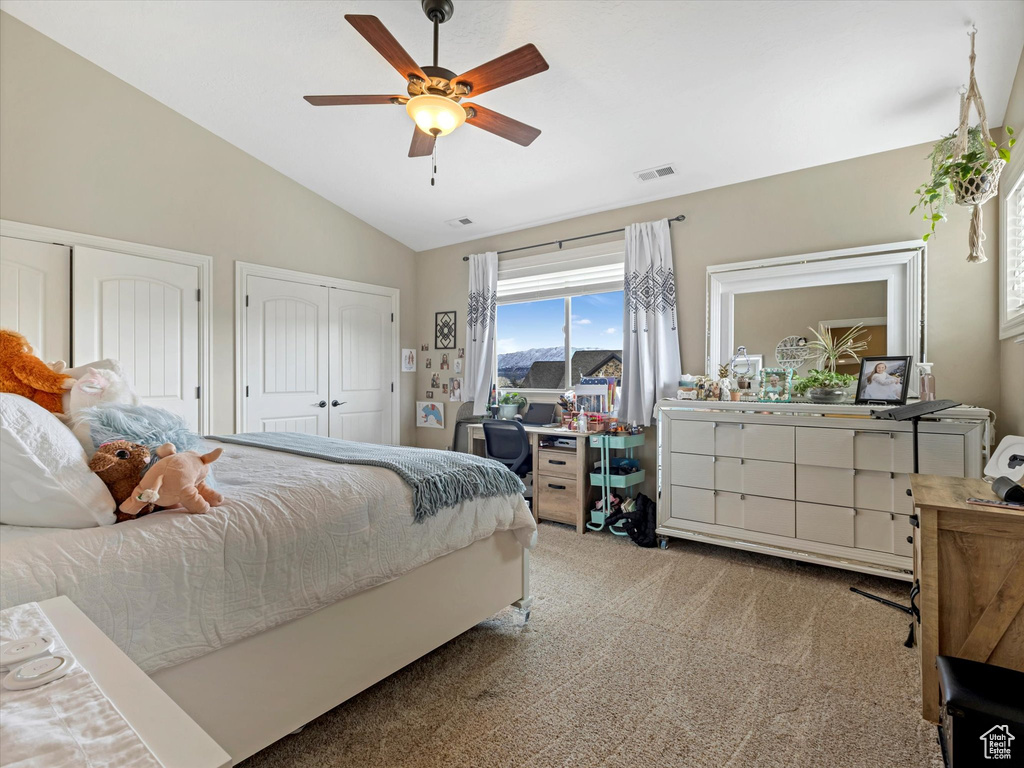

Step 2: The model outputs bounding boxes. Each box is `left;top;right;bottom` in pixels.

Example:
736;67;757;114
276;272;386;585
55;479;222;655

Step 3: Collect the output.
332;400;345;407
314;400;327;408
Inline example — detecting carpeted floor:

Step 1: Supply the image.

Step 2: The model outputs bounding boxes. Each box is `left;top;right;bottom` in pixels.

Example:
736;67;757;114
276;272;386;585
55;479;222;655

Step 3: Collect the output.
243;522;941;768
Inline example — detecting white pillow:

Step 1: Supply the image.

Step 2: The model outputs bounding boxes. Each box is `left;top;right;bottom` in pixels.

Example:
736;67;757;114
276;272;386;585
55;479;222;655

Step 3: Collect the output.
0;394;115;528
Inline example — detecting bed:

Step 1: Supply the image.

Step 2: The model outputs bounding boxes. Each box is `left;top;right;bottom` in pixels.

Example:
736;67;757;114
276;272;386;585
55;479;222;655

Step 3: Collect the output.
0;440;536;763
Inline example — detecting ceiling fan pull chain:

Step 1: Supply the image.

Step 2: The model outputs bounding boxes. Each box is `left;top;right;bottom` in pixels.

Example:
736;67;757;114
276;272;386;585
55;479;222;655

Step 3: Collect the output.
431;141;437;187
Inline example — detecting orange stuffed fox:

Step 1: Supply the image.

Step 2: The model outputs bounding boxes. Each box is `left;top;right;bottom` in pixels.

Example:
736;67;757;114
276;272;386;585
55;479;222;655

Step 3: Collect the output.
0;330;73;414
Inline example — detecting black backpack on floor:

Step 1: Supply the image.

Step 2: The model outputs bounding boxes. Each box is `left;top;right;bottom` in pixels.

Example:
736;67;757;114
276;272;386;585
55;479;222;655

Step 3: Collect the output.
605;493;657;548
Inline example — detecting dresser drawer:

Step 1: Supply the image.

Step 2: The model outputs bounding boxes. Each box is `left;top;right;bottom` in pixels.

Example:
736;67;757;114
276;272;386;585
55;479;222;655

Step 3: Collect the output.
854;508;909;553
918;434;966;476
670;486;715;524
536;477;578;525
796;427;854;468
797;465;854;507
742;496;795;537
715;423;794;462
670;420;715;455
853;431;913;473
714;491;744;528
537;448;574;478
742;459;794;499
796;501;855;547
671;453;715;489
854;470;914;514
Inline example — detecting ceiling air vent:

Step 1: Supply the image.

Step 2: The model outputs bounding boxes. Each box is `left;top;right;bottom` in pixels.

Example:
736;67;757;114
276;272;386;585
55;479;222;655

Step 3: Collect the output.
634;164;677;182
445;216;474;228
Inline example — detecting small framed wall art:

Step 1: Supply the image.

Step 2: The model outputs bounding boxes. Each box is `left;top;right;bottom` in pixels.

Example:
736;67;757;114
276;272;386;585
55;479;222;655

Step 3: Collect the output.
435;311;456;349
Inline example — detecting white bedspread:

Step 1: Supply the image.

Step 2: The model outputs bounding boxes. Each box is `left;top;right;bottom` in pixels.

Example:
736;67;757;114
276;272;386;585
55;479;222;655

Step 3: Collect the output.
0;444;536;674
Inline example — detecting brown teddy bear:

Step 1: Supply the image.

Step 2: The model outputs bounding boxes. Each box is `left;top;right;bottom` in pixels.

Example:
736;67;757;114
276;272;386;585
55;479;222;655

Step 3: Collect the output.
119;443;223;518
88;440;157;523
0;329;73;414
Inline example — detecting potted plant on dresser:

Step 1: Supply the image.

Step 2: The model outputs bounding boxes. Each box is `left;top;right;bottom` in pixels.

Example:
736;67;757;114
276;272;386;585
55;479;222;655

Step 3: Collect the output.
794;324;868;403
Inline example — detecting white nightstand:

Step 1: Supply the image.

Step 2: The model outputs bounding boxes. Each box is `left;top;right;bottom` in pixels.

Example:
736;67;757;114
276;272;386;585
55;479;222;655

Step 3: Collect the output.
35;596;231;768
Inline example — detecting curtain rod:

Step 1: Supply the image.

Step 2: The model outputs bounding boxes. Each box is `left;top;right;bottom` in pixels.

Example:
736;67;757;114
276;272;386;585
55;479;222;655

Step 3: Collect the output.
461;214;686;261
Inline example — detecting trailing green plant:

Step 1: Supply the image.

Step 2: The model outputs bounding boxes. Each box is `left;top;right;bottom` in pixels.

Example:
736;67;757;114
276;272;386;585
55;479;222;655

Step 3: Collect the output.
792;369;856;395
912;125;1015;241
804;324;869;373
498;391;526;406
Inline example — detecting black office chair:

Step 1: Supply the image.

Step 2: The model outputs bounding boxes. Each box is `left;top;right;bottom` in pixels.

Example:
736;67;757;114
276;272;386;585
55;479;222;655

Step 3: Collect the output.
482;420;532;478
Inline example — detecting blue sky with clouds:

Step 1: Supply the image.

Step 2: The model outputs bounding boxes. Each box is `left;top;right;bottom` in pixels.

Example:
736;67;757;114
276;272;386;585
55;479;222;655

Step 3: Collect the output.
496;291;623;354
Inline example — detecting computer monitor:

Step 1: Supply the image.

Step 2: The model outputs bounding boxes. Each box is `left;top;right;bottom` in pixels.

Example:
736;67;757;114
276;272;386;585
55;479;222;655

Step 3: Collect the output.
522;403;556;426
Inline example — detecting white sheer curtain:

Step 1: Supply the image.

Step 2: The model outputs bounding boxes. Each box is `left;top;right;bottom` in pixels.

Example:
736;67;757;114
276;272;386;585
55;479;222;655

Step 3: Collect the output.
465;251;498;415
619;219;682;426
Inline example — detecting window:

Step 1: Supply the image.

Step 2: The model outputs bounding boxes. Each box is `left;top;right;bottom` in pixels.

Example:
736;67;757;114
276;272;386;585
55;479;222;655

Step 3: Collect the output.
1001;162;1024;339
494;243;624;391
496;291;624;390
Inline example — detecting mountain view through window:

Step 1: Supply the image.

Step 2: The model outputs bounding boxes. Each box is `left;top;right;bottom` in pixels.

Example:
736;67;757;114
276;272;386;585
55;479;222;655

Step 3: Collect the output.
496;291;623;389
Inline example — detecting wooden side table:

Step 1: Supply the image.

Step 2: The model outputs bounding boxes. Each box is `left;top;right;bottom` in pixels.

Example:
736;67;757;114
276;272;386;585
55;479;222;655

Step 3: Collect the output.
36;596;231;768
910;475;1024;723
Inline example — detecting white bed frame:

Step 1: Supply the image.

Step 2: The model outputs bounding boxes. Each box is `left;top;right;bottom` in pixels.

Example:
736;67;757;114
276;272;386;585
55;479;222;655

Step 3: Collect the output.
151;531;531;764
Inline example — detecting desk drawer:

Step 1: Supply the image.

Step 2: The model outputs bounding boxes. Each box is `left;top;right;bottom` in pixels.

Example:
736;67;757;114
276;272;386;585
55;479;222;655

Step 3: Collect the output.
536;477;578;525
671;453;715;489
670;420;715;455
538;449;575;479
796;501;855;547
670;486;715;524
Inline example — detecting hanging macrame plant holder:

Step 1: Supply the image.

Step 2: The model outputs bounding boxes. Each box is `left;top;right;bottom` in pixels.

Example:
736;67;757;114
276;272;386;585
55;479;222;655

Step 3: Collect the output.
951;30;1005;263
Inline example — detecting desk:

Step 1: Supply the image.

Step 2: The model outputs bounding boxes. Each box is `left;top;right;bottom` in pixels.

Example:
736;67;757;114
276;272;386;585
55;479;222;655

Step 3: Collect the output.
911;475;1024;723
468;423;600;533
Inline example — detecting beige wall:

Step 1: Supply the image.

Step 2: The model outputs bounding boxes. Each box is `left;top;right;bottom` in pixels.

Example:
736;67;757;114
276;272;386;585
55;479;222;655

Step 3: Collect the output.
999;48;1024;438
414;141;1004;454
733;281;887;370
0;13;418;440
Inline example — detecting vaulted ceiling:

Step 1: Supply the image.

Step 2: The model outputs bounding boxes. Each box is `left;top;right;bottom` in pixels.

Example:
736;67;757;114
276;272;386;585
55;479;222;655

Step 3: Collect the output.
2;0;1022;251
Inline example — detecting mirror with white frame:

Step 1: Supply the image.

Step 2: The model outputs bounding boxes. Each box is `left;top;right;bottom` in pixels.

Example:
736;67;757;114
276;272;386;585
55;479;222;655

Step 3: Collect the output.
706;241;926;396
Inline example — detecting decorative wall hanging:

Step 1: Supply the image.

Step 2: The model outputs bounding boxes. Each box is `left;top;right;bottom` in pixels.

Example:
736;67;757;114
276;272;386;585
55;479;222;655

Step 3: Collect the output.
435;311;456;349
774;335;814;370
912;28;1015;262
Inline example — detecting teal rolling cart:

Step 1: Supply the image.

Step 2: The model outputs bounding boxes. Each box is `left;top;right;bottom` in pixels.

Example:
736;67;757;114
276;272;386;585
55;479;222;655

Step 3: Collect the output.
586;432;645;534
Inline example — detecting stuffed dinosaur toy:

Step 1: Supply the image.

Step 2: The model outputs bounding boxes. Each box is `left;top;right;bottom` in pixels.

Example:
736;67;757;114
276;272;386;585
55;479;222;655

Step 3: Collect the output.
0;329;73;413
88;440;157;523
120;442;224;518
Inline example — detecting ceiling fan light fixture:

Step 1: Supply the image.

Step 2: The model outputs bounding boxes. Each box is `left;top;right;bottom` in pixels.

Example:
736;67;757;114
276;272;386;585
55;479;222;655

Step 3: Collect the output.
406;94;466;137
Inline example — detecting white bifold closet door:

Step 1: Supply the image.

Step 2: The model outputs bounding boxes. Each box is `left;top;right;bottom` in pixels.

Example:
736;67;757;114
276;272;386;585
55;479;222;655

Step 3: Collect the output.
328;288;393;444
73;246;201;429
243;276;394;444
244;276;330;435
0;236;71;363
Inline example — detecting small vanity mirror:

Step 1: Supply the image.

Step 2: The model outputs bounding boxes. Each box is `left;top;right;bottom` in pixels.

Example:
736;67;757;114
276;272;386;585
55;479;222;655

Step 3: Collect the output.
707;241;925;394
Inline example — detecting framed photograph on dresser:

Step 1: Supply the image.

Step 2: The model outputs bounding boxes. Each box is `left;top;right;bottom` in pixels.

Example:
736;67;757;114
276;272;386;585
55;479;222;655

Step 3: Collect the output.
855;356;912;404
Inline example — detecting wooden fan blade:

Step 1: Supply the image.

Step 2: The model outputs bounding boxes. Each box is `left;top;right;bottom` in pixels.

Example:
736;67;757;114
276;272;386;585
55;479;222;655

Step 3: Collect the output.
345;15;428;84
454;44;549;97
303;95;402;106
409;126;435;157
463;104;541;147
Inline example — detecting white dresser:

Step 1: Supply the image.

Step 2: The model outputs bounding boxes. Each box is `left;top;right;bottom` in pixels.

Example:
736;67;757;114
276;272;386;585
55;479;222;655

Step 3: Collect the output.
655;400;991;580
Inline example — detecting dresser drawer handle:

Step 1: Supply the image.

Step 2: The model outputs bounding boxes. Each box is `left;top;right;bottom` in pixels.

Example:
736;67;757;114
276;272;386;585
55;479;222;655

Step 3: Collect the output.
548;459;567;465
548;484;566;490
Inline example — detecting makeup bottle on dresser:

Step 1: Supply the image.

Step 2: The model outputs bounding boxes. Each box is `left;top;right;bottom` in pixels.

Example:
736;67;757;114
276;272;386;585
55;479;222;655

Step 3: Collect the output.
918;362;936;402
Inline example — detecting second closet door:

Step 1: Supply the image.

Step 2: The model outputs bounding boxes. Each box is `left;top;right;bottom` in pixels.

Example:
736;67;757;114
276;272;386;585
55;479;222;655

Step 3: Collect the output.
328;288;393;445
245;276;330;435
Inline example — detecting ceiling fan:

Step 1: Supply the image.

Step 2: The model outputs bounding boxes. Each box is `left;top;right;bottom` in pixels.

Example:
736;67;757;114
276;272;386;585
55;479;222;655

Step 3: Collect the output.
304;0;549;163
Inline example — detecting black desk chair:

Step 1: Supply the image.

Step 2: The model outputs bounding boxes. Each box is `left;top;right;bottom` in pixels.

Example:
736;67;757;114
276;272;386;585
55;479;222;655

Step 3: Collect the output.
482;420;532;479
